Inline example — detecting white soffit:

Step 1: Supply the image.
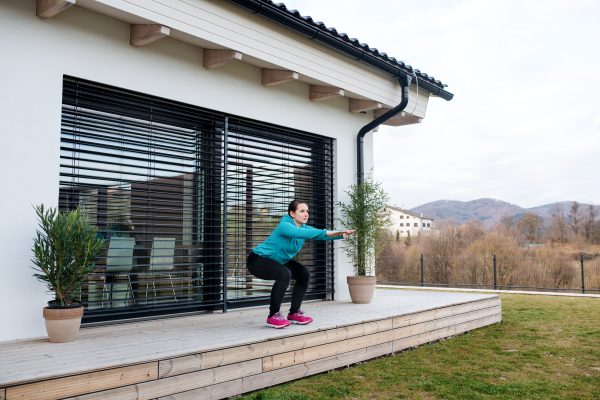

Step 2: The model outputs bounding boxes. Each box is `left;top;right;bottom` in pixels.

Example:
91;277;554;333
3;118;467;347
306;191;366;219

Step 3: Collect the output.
74;0;428;119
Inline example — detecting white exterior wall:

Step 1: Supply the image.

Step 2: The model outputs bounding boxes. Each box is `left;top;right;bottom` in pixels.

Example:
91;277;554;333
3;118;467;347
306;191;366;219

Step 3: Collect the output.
0;0;374;342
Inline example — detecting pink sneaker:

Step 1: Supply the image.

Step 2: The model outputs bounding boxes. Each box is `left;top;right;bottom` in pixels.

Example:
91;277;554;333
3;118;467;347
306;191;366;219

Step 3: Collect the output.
267;312;291;329
287;309;313;325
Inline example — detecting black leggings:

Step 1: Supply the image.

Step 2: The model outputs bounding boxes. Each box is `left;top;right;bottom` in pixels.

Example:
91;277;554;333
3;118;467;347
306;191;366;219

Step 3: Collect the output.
247;251;310;317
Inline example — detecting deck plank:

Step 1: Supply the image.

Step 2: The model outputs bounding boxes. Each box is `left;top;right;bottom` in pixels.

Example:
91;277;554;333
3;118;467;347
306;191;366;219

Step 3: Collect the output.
6;363;157;400
158;343;393;400
65;360;262;400
393;313;502;352
159;318;393;378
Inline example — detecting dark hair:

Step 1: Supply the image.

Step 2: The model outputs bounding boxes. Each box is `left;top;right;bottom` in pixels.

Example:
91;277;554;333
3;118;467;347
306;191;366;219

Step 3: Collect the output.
288;199;308;215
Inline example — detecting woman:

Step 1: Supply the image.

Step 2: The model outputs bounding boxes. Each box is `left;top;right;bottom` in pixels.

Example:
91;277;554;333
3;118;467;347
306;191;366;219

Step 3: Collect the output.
247;200;355;328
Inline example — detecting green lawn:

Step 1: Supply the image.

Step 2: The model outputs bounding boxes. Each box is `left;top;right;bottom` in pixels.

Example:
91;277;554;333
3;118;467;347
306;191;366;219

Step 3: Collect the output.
239;291;600;399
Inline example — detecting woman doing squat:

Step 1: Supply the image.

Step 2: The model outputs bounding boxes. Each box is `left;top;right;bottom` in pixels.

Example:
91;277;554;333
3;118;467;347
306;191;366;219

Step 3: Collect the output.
247;200;355;328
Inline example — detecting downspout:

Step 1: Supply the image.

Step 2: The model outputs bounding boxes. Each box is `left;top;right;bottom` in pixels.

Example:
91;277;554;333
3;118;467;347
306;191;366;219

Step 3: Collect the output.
357;74;412;184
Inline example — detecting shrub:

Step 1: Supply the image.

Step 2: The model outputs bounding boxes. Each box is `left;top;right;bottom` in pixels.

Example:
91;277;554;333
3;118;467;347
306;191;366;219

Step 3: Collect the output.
31;205;105;306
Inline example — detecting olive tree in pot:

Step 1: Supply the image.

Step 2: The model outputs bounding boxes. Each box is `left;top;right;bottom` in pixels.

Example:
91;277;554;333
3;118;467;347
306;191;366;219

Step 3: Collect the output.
32;205;105;342
337;172;392;303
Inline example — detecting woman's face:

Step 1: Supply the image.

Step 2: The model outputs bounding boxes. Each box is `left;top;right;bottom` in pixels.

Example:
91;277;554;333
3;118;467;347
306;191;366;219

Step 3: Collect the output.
290;203;309;226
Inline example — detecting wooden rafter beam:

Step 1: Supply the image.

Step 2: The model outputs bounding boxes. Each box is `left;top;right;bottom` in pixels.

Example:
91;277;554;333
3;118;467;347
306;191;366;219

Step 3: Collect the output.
309;85;344;101
380;115;422;127
262;69;298;87
349;99;382;113
373;109;421;126
203;50;242;69
36;0;75;19
130;25;170;47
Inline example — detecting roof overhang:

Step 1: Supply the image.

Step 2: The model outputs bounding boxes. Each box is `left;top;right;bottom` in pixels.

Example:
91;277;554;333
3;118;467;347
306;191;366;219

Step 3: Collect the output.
224;0;454;102
38;0;449;125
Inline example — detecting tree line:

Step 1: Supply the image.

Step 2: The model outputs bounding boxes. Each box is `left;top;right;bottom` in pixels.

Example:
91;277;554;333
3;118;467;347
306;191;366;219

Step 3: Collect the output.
501;202;598;244
376;202;600;291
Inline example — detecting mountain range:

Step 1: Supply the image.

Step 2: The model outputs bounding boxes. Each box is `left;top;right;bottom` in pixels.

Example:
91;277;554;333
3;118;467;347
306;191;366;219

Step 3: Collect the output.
407;198;596;229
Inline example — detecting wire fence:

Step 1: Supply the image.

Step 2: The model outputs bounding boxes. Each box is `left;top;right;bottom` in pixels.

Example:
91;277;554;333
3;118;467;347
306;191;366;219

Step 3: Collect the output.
377;255;600;293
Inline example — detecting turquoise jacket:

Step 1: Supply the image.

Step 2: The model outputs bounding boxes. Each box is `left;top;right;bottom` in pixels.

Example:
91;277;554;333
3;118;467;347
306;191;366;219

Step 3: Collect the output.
253;215;343;264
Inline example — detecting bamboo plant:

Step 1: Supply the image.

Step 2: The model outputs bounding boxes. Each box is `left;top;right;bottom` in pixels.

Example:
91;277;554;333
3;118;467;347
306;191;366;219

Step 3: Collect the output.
337;172;393;276
31;205;105;306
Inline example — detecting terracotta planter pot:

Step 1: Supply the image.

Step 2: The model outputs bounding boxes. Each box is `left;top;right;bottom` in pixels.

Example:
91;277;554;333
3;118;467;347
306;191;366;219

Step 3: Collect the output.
43;305;84;343
347;276;377;304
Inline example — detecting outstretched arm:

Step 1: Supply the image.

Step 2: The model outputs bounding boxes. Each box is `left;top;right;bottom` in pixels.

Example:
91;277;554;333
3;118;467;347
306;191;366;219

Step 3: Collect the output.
326;230;356;239
278;218;329;239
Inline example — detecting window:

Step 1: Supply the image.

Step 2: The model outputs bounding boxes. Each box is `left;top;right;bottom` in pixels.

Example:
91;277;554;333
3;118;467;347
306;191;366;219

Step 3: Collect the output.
423;223;426;227
414;223;418;227
400;223;404;227
400;215;404;219
427;223;431;227
59;76;335;324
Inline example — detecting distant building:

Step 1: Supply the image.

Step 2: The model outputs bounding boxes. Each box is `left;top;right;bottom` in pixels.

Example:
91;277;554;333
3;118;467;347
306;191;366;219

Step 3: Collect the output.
385;205;434;237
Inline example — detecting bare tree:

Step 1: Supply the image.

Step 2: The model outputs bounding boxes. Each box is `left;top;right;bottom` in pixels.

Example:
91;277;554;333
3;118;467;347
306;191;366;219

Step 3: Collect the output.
460;219;486;246
594;220;600;244
421;224;462;284
466;233;523;287
517;212;544;241
568;201;582;237
547;202;568;243
582;204;597;243
494;214;524;242
500;213;514;230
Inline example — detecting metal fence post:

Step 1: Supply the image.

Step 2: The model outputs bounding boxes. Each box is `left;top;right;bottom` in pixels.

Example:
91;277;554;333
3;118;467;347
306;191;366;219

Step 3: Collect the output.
581;253;585;294
420;254;424;287
493;254;497;290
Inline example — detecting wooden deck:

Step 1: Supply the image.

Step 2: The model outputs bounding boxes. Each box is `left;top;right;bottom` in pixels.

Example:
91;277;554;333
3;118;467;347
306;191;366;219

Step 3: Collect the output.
0;289;501;400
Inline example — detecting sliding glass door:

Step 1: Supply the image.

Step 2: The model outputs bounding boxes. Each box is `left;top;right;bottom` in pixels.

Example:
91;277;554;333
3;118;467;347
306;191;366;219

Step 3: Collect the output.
59;76;334;324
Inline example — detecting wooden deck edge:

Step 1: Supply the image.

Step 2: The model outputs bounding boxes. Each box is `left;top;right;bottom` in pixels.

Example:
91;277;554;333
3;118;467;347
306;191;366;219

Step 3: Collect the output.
0;297;500;388
1;297;501;392
157;313;502;400
393;313;502;353
5;363;159;400
324;295;500;330
158;343;394;400
153;296;501;362
61;306;501;400
159;297;501;378
0;387;5;400
262;305;500;371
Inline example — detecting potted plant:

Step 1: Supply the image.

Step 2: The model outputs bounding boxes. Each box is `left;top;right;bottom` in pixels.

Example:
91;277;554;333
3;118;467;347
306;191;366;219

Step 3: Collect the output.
32;205;105;342
337;172;392;303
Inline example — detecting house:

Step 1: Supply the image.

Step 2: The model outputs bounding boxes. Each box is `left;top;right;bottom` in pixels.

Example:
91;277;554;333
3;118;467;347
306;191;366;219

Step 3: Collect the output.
0;0;453;342
386;205;434;237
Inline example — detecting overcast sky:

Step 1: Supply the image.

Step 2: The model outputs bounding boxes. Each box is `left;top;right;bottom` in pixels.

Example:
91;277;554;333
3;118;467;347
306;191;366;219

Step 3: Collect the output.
282;0;600;209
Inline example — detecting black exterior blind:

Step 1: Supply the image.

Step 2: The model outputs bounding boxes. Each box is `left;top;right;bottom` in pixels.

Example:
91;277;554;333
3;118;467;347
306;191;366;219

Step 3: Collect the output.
59;76;334;324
